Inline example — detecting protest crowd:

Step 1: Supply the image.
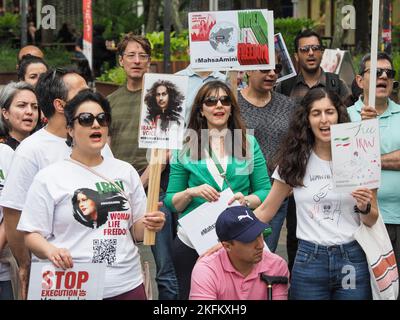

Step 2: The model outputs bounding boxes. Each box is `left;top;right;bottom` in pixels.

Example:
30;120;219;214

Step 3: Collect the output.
1;5;400;302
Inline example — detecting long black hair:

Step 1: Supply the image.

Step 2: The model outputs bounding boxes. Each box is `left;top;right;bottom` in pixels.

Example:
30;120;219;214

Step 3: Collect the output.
144;80;184;131
273;87;350;187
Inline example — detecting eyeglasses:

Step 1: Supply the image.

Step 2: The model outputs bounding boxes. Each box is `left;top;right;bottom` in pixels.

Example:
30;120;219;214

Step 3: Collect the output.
298;45;324;53
51;67;67;81
259;63;283;74
72;112;111;127
203;95;231;107
361;68;396;79
123;52;150;62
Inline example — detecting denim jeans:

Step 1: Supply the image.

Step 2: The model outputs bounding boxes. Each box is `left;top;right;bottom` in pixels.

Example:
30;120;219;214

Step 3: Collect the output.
150;194;179;300
290;239;372;300
265;198;288;252
0;280;13;300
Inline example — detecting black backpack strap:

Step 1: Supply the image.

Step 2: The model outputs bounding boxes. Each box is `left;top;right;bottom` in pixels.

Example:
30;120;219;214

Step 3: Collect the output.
325;72;340;95
279;76;297;97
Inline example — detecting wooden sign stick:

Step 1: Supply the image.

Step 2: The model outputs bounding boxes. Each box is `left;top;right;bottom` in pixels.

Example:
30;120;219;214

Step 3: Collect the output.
143;148;165;245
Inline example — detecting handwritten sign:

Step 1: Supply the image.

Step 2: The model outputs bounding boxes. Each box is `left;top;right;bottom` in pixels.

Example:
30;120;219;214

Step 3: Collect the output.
331;119;381;192
178;189;239;255
138;73;188;150
28;262;106;300
189;9;275;71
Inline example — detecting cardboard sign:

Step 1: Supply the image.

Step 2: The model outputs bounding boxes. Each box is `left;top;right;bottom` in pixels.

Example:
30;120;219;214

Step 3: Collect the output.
138;73;188;150
331;119;381;193
178;189;239;255
189;9;275;71
274;33;297;83
28;262;106;300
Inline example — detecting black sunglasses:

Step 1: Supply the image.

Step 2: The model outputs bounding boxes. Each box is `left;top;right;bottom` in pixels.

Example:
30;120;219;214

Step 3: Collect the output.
362;68;396;79
298;45;324;53
203;95;231;107
50;67;68;81
72;112;111;127
259;63;283;74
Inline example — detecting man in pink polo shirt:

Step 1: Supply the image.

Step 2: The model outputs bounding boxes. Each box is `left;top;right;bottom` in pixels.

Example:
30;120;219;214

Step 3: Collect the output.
190;206;289;300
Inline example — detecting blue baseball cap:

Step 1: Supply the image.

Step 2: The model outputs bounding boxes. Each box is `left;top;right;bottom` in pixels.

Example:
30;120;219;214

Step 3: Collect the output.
216;206;270;243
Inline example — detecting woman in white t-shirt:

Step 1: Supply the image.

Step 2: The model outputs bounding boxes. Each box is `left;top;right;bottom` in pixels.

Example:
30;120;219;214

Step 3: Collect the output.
17;90;165;300
0;143;15;300
255;87;378;300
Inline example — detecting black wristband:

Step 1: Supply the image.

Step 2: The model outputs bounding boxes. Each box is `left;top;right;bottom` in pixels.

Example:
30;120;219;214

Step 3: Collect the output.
354;203;371;215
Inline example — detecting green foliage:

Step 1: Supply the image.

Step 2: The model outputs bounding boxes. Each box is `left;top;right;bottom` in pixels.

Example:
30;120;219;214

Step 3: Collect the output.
274;18;315;56
96;66;126;85
146;30;189;61
0;45;72;72
93;0;144;40
0;13;20;39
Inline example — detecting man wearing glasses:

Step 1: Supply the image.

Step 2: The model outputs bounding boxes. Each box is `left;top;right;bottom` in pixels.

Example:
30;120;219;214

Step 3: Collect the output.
238;54;296;253
275;29;351;274
347;52;400;281
107;33;179;300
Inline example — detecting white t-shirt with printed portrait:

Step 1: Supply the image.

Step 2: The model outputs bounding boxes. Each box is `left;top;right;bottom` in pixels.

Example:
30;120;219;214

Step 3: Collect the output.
0;128;113;211
0;143;14;282
272;151;361;246
17;157;146;298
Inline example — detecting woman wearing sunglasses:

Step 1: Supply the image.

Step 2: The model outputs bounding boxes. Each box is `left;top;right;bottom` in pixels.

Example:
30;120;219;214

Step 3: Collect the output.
17;90;165;300
164;80;271;299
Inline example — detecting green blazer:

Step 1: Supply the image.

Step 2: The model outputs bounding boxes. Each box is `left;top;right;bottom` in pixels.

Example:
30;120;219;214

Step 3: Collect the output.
164;135;271;218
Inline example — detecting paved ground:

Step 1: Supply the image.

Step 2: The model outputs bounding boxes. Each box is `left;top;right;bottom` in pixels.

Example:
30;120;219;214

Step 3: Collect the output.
139;223;288;300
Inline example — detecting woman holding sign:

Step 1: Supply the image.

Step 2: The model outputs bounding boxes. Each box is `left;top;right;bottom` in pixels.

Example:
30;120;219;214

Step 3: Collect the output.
164;80;271;299
17;90;165;300
254;87;378;300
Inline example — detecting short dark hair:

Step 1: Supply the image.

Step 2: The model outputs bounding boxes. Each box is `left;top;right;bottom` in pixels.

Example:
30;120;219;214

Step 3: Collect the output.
294;29;323;52
17;54;48;81
64;89;111;147
117;32;151;57
358;52;394;75
35;67;80;119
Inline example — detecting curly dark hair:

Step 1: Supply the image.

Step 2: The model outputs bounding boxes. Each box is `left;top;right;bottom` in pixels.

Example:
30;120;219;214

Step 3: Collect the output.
273;87;350;187
144;80;184;131
71;188;128;229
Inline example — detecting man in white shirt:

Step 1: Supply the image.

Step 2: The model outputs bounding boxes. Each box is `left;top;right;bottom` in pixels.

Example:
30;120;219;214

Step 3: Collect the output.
0;68;110;299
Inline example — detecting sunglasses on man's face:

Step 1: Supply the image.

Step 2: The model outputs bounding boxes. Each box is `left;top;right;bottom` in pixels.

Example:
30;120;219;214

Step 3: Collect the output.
203;95;231;107
259;63;283;75
362;68;396;79
298;45;323;53
72;112;111;127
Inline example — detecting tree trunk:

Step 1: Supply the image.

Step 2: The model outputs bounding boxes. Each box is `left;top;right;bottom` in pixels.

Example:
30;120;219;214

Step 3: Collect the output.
354;0;370;53
146;0;159;33
171;0;183;33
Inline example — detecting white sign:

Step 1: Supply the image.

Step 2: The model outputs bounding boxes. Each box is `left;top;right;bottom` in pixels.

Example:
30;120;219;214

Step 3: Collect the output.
178;189;239;255
331;119;381;193
274;33;297;83
28;262;106;300
189;9;275;71
138;73;188;150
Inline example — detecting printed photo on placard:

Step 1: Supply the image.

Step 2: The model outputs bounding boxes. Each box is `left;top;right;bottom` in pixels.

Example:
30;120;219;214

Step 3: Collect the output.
321;49;345;74
274;33;297;83
138;73;188;150
189;9;275;71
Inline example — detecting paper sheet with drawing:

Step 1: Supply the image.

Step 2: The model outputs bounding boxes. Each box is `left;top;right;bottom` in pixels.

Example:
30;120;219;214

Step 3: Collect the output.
178;188;240;255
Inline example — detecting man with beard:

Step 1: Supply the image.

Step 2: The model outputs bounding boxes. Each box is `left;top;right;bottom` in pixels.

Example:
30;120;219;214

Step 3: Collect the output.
275;29;351;273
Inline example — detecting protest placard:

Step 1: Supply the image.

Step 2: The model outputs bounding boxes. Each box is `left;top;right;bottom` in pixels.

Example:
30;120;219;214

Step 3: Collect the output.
331;119;381;193
189;9;275;71
28;262;106;300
